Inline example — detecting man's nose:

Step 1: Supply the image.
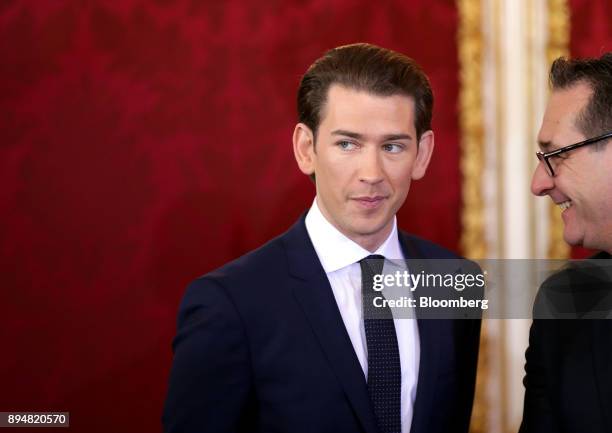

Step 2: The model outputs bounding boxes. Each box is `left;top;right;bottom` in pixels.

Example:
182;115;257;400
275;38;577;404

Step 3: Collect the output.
531;162;554;196
359;148;384;184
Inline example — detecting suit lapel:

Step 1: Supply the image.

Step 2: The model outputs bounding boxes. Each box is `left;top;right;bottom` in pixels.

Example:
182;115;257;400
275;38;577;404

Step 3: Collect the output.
400;233;441;433
283;216;379;433
409;319;441;433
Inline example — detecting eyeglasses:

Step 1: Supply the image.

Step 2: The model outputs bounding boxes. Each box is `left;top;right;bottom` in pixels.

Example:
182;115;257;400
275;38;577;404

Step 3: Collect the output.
536;131;612;176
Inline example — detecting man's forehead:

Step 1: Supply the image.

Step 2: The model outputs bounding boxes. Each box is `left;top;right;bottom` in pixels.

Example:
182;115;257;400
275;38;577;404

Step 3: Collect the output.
319;84;416;128
538;84;593;149
546;83;593;120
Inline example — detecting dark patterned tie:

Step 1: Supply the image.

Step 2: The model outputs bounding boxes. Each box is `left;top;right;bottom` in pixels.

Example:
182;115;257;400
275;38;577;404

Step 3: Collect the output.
360;255;402;433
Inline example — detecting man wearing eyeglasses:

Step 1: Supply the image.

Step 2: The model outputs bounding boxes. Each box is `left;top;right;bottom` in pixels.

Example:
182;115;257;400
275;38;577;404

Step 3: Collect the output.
520;52;612;433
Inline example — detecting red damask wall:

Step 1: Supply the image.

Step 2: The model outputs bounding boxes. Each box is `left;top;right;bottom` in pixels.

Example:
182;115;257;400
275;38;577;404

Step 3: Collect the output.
569;0;612;259
570;0;611;58
1;1;461;432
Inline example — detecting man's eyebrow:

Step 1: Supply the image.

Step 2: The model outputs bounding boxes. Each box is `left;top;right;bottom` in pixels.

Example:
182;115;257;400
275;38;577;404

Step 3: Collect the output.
331;130;364;139
331;130;413;141
382;133;413;141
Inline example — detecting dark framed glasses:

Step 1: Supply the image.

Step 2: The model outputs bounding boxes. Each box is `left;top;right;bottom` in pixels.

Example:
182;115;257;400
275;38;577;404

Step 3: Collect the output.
536;131;612;176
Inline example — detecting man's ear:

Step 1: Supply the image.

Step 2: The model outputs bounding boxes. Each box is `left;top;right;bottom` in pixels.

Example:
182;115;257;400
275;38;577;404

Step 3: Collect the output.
411;130;434;180
293;123;316;176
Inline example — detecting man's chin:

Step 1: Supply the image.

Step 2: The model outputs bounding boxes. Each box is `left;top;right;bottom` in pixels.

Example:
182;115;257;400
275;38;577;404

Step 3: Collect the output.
562;228;584;249
349;221;392;238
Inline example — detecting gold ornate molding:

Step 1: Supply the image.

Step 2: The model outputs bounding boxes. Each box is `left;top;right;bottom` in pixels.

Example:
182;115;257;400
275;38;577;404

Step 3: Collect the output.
458;0;486;261
547;0;570;63
458;1;487;433
547;0;571;259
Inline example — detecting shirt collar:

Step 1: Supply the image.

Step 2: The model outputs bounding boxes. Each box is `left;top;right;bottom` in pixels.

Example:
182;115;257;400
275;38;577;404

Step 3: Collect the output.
305;197;405;273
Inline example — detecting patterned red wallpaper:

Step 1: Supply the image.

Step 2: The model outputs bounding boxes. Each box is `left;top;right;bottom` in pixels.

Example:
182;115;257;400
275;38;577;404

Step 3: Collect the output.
0;1;460;431
569;0;612;259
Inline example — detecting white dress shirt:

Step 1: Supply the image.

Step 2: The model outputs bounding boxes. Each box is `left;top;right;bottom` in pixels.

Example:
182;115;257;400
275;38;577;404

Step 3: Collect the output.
305;198;420;433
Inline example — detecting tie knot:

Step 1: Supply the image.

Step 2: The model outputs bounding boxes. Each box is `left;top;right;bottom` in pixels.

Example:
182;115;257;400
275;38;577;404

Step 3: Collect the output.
360;254;385;277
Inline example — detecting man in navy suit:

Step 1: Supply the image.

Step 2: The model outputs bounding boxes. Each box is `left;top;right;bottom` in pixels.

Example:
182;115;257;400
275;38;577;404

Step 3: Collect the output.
163;43;481;433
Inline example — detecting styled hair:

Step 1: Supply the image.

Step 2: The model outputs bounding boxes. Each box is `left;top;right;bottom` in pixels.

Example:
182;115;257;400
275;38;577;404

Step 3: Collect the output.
297;43;433;141
549;52;612;139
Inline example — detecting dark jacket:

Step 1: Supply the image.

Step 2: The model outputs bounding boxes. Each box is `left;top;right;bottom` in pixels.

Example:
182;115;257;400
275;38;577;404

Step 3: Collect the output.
163;215;481;433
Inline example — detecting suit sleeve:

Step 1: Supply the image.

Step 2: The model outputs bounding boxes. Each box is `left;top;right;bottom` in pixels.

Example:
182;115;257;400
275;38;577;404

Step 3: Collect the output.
519;319;559;433
162;278;252;433
456;318;482;433
455;262;484;433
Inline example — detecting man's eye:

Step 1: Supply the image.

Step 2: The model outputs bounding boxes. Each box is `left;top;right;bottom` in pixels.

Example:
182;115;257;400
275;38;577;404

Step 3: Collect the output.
337;140;356;150
383;143;404;153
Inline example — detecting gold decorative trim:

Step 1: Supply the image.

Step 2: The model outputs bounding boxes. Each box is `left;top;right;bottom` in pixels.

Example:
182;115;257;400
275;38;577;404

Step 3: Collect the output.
458;1;486;432
547;0;571;259
458;0;486;260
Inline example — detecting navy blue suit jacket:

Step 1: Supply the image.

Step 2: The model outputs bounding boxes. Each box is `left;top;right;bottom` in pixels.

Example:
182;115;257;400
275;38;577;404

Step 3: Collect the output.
163;215;481;433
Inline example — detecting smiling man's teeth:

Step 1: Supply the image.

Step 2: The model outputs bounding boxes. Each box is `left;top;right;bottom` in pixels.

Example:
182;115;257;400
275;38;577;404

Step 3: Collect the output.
558;200;572;211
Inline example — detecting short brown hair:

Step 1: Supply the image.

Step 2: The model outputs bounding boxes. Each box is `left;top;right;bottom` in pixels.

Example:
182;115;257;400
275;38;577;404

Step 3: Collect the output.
297;43;433;141
549;52;612;139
